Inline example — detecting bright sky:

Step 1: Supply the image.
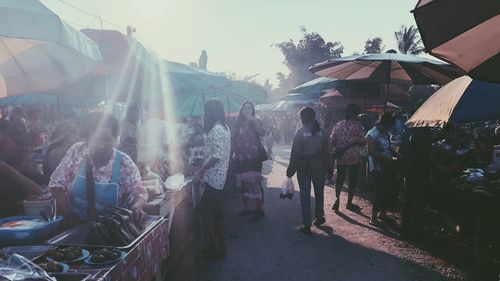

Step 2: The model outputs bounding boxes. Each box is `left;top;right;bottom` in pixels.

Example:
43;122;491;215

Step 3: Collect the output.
40;0;418;86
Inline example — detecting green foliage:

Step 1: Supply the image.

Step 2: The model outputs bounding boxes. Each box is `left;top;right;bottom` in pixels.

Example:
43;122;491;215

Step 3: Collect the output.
275;26;344;92
363;37;384;54
395;25;424;55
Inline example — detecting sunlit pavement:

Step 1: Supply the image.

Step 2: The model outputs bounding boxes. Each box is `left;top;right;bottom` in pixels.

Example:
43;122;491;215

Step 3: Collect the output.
167;144;465;281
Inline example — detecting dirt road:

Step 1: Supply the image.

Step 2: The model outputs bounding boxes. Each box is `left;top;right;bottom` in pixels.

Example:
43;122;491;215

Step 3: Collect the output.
167;144;469;281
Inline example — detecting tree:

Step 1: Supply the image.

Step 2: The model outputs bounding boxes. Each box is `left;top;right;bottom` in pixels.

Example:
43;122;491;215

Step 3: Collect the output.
395;25;424;55
363;37;384;54
275;26;344;93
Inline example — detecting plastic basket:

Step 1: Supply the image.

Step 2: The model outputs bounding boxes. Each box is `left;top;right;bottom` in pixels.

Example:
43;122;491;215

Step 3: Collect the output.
0;216;63;247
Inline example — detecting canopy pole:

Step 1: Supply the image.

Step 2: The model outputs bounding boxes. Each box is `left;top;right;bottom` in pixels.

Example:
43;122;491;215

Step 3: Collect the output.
384;84;389;112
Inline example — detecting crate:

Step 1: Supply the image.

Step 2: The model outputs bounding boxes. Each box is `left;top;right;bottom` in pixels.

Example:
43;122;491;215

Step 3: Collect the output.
0;216;63;247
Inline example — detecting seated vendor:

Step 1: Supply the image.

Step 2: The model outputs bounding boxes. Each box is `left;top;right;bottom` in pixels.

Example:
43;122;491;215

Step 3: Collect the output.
49;112;148;226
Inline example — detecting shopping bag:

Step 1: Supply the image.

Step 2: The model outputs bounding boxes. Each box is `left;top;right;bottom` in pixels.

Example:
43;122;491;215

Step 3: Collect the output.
280;177;295;199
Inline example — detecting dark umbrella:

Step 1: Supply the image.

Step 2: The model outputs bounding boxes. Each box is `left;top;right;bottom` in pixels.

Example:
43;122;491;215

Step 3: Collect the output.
412;0;500;83
310;52;462;85
310;51;463;108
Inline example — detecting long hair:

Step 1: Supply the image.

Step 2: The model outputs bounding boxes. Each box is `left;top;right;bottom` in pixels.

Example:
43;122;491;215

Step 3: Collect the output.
204;99;227;133
300;107;321;135
234;101;257;135
236;101;255;124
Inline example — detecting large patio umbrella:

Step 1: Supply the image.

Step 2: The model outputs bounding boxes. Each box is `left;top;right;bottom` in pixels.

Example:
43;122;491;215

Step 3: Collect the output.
338;83;410;101
406;76;500;128
0;92;99;106
175;79;268;117
320;84;410;110
310;52;463;108
366;102;401;113
310;52;462;85
160;60;230;96
80;29;158;102
412;0;500;83
289;77;342;95
0;0;102;97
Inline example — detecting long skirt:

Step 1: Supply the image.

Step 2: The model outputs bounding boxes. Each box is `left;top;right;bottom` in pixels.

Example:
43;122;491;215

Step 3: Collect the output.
236;171;264;211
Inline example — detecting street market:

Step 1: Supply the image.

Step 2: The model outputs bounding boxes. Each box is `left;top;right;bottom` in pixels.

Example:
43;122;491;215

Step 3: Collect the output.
0;0;499;281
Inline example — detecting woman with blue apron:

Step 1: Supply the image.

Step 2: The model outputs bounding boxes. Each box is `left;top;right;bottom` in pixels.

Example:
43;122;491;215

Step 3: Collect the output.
49;113;148;226
68;152;121;220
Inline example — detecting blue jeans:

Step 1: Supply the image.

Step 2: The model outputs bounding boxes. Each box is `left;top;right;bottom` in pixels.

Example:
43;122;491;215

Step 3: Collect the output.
297;171;325;227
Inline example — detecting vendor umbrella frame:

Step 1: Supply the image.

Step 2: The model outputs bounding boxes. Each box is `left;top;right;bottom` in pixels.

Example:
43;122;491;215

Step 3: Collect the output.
310;51;463;110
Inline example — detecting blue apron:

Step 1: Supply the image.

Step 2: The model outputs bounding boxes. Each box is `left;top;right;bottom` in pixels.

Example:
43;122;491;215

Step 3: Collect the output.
69;150;121;220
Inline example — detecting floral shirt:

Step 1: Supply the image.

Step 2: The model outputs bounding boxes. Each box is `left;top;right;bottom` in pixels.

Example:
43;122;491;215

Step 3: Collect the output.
331;119;365;165
203;123;231;190
49;142;148;208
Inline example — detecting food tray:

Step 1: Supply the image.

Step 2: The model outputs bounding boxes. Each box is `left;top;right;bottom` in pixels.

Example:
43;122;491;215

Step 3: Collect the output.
46;216;163;250
50;273;91;281
0;216;63;247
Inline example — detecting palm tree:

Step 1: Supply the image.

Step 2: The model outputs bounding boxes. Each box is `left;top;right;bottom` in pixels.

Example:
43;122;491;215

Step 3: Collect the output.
394;25;425;55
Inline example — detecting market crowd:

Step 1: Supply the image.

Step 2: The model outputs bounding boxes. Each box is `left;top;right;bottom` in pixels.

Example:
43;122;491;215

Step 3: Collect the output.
2;99;499;259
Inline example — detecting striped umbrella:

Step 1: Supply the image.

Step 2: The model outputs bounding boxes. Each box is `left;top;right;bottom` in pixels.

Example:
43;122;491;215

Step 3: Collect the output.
319;84;410;110
289;77;342;95
412;0;500;82
310;52;462;85
406;76;500;128
310;52;462;108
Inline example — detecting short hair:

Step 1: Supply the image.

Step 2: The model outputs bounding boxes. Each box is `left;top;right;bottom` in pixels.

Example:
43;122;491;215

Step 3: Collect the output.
345;103;362;120
82;112;119;139
379;112;396;128
299;107;316;122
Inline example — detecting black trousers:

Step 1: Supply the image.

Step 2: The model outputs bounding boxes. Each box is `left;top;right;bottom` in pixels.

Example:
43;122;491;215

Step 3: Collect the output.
335;163;360;201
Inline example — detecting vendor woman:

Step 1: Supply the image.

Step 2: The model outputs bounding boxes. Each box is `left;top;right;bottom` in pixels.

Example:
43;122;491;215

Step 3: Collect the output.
49;112;148;226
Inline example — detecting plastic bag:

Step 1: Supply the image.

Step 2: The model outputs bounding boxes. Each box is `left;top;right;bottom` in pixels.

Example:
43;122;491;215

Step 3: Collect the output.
0;253;55;280
280;178;294;199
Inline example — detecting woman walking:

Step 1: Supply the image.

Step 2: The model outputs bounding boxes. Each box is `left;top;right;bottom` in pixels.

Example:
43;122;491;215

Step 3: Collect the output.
231;101;266;219
193;99;231;258
331;104;365;212
365;113;397;226
286;107;331;234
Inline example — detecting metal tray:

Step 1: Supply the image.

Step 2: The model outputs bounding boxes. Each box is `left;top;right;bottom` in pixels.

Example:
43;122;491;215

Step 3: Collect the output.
50;273;91;281
46;216;164;250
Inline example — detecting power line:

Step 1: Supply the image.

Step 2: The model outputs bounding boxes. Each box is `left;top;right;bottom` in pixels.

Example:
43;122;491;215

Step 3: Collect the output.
53;0;125;29
64;19;87;28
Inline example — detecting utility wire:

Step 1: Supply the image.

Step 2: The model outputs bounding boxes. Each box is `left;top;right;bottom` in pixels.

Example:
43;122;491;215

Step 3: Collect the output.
64;19;87;28
53;0;125;29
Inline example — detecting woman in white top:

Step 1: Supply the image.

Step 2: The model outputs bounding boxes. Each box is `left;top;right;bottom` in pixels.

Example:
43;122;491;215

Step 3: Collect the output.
193;99;231;259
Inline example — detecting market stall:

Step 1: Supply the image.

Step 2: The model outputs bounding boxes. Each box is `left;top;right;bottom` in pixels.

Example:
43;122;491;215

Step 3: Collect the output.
406;76;500;262
0;214;169;281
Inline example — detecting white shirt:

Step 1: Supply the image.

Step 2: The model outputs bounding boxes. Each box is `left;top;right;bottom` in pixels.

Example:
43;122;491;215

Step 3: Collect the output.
202;123;231;190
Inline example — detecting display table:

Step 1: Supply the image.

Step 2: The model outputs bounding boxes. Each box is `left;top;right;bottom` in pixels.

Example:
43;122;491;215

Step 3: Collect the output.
0;183;197;280
59;218;169;281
